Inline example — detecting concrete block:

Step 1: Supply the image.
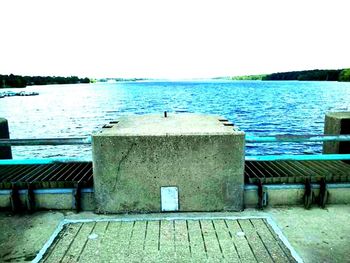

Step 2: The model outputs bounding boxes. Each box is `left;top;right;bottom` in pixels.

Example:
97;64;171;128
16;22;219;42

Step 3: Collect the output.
323;112;350;155
244;186;305;208
35;192;73;210
0;118;12;159
92;113;245;213
327;187;350;204
0;189;95;211
244;184;350;208
0;193;11;208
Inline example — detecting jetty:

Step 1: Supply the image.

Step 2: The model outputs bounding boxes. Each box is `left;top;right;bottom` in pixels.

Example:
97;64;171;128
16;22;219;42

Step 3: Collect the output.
0;112;349;262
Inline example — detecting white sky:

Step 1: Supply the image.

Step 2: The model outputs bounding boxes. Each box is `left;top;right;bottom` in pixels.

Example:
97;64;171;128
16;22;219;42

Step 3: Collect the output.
0;0;349;79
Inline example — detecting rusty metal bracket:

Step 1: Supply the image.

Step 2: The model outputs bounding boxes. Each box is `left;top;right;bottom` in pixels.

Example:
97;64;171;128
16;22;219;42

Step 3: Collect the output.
26;183;36;212
72;183;81;213
257;181;268;209
318;177;328;209
303;178;313;209
10;183;21;213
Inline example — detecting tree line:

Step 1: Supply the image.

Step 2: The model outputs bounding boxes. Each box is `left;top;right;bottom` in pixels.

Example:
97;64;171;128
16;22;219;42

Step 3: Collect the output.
263;69;342;81
231;69;350;82
0;74;90;88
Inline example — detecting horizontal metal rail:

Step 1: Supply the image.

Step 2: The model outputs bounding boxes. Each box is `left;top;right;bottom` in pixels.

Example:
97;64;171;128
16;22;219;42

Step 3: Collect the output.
246;154;350;161
1;134;349;146
246;134;350;143
0;137;91;146
0;158;91;165
1;154;350;165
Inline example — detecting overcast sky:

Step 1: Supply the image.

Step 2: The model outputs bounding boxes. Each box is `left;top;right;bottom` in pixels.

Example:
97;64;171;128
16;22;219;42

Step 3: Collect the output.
0;0;349;79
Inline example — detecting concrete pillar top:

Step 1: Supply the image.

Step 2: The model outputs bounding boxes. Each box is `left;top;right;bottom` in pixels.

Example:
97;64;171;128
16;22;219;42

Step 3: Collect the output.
94;113;244;136
326;112;350;119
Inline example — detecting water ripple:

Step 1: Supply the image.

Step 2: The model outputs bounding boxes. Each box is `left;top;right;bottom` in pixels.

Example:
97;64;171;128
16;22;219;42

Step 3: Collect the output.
1;81;350;158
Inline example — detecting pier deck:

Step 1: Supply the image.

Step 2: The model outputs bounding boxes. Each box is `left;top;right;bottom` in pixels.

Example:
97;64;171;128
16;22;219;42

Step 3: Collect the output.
1;206;350;262
39;217;297;262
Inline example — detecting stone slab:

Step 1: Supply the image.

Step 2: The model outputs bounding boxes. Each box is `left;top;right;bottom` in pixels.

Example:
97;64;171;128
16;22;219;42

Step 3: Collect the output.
39;218;297;263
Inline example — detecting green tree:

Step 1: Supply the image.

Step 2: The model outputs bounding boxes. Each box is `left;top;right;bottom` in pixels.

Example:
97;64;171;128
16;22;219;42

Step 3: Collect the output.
339;69;350;82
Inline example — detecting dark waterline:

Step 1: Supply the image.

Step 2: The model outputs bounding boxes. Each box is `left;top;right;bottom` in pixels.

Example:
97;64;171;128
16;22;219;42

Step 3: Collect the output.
1;80;350;159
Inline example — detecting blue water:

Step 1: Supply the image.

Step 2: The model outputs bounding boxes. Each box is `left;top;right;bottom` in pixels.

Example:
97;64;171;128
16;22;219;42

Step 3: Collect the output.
1;80;350;159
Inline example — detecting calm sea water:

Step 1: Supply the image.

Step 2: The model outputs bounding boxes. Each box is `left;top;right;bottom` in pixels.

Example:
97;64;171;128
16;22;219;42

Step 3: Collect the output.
1;80;350;159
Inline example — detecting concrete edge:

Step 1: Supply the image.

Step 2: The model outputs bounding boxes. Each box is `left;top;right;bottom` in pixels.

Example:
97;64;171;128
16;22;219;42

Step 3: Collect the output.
0;188;95;211
0;188;94;195
1;183;350;210
32;219;66;263
244;183;350;207
265;216;304;263
245;183;350;190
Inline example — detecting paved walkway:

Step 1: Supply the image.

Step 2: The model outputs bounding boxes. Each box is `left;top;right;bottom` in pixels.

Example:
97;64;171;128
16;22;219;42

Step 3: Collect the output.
0;205;349;262
40;218;296;262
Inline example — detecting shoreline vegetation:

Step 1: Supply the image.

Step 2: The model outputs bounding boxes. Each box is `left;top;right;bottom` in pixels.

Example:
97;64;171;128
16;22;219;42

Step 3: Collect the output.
1;68;350;89
0;74;90;89
227;68;350;82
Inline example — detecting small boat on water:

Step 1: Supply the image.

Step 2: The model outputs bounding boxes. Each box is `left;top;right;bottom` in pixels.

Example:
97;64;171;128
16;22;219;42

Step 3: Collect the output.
18;91;39;96
0;91;39;98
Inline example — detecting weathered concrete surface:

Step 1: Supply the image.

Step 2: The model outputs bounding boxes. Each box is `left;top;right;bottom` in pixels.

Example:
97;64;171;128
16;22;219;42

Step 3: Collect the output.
34;191;95;211
245;187;306;207
0;118;12;159
1;184;350;212
269;206;350;263
324;112;350;155
0;211;64;262
93;113;245;213
1;207;350;262
41;218;296;262
0;190;95;211
244;185;350;208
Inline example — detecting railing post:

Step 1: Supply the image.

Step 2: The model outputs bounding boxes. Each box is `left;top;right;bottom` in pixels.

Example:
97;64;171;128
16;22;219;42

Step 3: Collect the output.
0;118;12;159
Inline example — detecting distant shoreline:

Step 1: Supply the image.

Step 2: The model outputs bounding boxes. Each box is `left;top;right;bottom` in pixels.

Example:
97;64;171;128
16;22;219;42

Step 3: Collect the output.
1;68;349;89
228;68;350;82
0;74;90;89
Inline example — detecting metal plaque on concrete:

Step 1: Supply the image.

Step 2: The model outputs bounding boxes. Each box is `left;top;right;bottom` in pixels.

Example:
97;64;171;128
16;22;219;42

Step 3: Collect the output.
161;186;179;211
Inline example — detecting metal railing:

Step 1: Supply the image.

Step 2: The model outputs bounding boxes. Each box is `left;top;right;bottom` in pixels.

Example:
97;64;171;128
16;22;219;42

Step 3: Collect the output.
245;154;350;161
0;137;91;146
246;134;350;143
0;134;349;146
0;134;349;162
246;134;350;161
